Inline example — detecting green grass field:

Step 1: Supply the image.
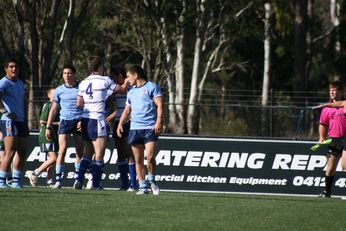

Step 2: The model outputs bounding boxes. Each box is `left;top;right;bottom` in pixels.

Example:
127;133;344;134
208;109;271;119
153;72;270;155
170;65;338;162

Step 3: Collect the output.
0;188;345;231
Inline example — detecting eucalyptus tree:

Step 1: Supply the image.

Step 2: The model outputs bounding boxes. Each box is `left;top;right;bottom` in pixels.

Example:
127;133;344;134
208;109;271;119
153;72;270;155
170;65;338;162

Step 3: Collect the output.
0;0;91;129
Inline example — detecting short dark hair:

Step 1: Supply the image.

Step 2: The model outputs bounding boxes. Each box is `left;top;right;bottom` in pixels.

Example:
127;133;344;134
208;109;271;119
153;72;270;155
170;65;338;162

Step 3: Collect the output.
63;64;76;74
46;86;55;92
329;80;343;92
128;65;147;81
88;56;103;74
110;66;126;78
4;57;18;68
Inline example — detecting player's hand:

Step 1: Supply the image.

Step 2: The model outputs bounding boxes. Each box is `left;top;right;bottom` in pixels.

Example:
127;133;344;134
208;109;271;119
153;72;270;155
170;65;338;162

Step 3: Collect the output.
45;129;52;140
152;122;162;135
77;120;82;132
117;125;123;138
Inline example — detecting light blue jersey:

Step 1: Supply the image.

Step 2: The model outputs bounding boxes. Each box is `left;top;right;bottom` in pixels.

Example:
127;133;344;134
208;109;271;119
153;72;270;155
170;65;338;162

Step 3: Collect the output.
54;83;82;120
127;81;162;130
0;76;26;121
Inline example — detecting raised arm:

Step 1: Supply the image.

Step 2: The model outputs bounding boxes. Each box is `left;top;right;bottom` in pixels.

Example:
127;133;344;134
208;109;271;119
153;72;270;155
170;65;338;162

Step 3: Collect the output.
313;100;346;110
113;79;129;94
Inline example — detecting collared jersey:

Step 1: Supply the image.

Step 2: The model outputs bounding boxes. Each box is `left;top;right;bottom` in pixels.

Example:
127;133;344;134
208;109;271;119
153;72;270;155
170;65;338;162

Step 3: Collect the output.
0;76;26;121
320;106;346;138
54;83;82;120
78;74;117;119
126;81;162;130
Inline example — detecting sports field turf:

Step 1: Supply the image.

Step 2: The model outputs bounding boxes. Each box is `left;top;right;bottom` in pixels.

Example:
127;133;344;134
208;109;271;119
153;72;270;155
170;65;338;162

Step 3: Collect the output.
0;188;345;231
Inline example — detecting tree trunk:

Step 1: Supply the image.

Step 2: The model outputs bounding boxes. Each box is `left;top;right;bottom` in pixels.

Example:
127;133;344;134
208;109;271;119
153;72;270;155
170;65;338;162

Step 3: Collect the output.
23;0;40;129
330;0;341;80
262;2;271;136
174;0;186;134
293;0;307;92
187;0;206;134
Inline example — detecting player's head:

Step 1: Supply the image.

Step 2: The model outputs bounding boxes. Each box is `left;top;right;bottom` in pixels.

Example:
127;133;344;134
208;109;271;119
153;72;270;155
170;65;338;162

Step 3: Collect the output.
329;80;343;102
47;87;55;102
88;56;104;75
4;57;18;79
109;66;126;84
63;64;76;74
126;65;147;87
128;65;147;81
62;64;76;85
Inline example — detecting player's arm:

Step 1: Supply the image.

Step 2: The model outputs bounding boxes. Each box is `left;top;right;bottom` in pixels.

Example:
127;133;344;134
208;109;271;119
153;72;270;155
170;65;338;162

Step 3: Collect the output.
45;102;59;140
106;111;117;124
113;79;129;94
116;105;131;138
314;101;345;110
153;96;164;135
0;93;16;120
76;95;84;109
318;124;328;144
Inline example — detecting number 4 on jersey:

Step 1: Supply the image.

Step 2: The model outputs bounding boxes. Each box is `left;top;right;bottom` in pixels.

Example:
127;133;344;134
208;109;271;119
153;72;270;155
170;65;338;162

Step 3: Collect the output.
86;83;93;99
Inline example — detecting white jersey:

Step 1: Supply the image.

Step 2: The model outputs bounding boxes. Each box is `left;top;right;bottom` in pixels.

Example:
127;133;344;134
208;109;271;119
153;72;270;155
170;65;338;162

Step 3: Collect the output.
78;74;117;119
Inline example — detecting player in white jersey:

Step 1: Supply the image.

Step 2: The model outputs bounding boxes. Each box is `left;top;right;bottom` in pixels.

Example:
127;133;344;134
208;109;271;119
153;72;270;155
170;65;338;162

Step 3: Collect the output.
74;56;127;189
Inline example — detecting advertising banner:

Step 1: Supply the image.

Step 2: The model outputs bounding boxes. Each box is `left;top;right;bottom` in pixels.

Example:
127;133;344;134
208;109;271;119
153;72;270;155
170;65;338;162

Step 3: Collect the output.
22;134;346;196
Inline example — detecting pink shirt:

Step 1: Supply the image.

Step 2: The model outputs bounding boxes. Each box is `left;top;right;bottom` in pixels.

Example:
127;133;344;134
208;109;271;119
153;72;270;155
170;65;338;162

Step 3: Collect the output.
320;107;346;138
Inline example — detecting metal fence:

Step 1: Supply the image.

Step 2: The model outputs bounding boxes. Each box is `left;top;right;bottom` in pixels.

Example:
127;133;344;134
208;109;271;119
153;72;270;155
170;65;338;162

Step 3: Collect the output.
31;87;329;140
163;88;328;140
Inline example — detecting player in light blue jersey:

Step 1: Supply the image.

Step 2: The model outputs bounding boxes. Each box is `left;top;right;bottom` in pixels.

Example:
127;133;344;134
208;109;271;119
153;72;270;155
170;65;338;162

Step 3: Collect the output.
106;67;137;191
45;65;84;188
117;65;163;195
0;58;29;188
74;56;127;189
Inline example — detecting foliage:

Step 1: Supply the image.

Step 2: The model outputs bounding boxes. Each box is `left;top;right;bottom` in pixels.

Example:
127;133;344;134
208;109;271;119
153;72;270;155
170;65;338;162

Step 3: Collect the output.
0;0;344;136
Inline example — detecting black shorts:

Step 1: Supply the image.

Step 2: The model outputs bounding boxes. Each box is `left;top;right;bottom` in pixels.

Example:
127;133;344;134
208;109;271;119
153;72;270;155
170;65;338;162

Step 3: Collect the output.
328;137;344;157
113;120;130;139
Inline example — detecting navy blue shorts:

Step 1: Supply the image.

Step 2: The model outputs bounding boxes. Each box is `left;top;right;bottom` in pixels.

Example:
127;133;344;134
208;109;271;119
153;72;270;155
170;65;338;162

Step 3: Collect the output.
81;118;107;141
128;129;158;145
113;120;130;138
59;119;82;135
0;120;29;137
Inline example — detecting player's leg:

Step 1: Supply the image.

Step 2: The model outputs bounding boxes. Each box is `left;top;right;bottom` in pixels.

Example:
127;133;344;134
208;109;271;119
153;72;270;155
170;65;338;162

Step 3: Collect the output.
74;140;94;189
340;150;346;170
123;122;137;190
91;137;106;189
72;133;84;182
127;147;137;190
54;134;68;188
320;154;339;197
29;150;57;187
143;129;159;195
0;135;16;188
131;144;147;194
115;136;130;190
11;135;27;188
46;160;55;187
145;141;160;195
